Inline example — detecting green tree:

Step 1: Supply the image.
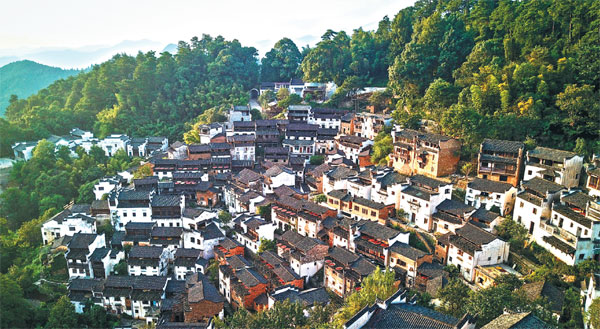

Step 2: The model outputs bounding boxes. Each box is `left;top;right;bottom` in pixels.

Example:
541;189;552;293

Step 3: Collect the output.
47;295;78;328
276;87;290;101
438;278;470;317
261;38;303;82
310;155;324;165
257;205;271;222
314;194;327;203
218;210;232;224
258;89;275;108
371;130;393;165
0;274;32;328
258;238;276;253
588;298;600;329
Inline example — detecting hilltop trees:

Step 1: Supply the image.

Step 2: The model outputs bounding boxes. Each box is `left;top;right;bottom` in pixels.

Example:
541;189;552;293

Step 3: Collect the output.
261;38;303;82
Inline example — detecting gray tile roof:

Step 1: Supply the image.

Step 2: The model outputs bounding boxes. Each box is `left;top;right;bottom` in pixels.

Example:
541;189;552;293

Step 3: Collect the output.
402;186;433;201
561;192;594;211
528;146;577;162
151;194;181;207
390;242;428;260
129;245;164;259
186;272;224;304
68;233;100;249
481;139;524;153
410;175;448;189
364;302;459;329
327;166;358;180
235;268;268;286
436;199;475;216
553;204;592;228
481;312;553;329
522;177;563;195
521;281;564;313
468;178;513;193
356;221;403;241
353;196;387;210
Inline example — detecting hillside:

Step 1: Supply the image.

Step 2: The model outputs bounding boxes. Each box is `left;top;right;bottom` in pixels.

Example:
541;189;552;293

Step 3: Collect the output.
0;60;80;116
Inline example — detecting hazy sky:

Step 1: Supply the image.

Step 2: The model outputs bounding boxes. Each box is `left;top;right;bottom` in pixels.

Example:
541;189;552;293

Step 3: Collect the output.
0;0;414;57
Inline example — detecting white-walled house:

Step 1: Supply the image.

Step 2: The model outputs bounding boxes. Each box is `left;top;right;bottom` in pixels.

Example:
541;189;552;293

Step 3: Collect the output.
513;177;564;235
98;134;130;157
322;166;358;195
235;216;276;254
127;246;170;276
262;165;296;195
42;212;97;245
524;146;584;189
444;223;510;282
398;175;452;232
65;233;106;279
583;274;600;329
102;275;168;324
112;189;153;230
94;176;123;200
173;248;203;280
68;278;104;313
89;247;125;279
465;178;517;216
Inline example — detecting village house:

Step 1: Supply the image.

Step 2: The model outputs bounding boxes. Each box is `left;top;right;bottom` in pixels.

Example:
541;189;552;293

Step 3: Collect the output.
343;288;476;329
431;199;477;235
127;245;170;276
181;272;224;323
42;205;96;245
68;278;104;313
583;273;600;328
438;222;510;282
229;134;256;161
264;147;290;164
535;191;600;265
256;250;304;289
89;247;124;279
197;123;226;143
397;175;453;232
305;163;331;193
151;194;185;228
277;230;329;281
98;134;130;157
326;190;395;225
262;165;295;195
167;141;188;160
283;123;318;156
12;141;39;160
371;170;408;208
112;189;153;230
477;139;525;187
287;105;311;122
271;196;336;235
66;233;106;279
465;178;517;216
235;216;276;254
173;248;203;280
481;312;553;329
187;144;211;160
182;221;224;257
94;176;124;200
473;263;522;289
218;259;269;311
349;220;409;267
228;105;251;127
214;237;245;264
322;166;358;195
391;129;461;178
352;112;392;140
513;177;564;235
340;113;354;135
316;128;338;153
520;280;565;319
388;243;432;287
150;226;183;252
267;286;330;314
336;135;373;164
524;146;583;189
122;221;155;246
308;107;347;130
102;275;169;324
324;246;376;297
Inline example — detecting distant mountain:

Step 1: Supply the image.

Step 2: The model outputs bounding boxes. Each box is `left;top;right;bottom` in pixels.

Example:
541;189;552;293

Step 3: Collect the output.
162;43;178;54
0;39;165;69
0;60;80;116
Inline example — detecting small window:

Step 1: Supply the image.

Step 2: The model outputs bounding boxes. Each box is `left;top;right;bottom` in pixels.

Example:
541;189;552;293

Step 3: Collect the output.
532;208;537;215
527;170;532;175
520;202;524;208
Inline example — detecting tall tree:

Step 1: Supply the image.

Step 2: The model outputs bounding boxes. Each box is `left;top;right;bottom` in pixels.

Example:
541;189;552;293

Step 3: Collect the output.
261;38;303;82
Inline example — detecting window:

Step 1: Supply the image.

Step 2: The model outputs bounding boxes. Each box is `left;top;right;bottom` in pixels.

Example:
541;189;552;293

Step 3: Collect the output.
499;175;508;182
532;208;537;215
487;257;491;261
579;254;585;260
99;186;104;190
69;227;76;231
371;211;376;216
132;212;136;217
123;212;127;217
528;170;532;175
444;224;448;229
190;237;195;243
520;202;524;208
143;212;147;217
354;206;359;211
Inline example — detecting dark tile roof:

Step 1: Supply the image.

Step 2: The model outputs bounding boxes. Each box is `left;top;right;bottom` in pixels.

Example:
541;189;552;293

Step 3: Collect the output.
202;222;224;240
561;192;594;211
260;250;285;267
353;196;387;210
174;248;202;259
186;272;224;304
481;139;524;153
390;242;428;260
327;166;358;180
364;302;459;329
235;169;262;184
417;262;447;278
118;190;151;201
339;135;368;145
328;246;359;265
235;268;268;287
521;281;564;313
328;189;352;201
528;146;577;162
468;178;513;193
522;177;563;195
542;235;576;255
377;172;408;188
271;286;330;306
410;175;448;189
449;223;499;255
356;221;403;241
151;194;181;207
272;265;301;282
219;237;243;249
471;208;500;224
129;245;164;259
351;257;377;276
226;255;252;270
517;192;543;206
69;278;104;292
91;199;110;211
436;199;475;216
481;312;553;329
432;211;463;225
68;233;100;249
553;204;592;228
395;129;454;144
89;247;111;261
125;221;156;230
151;226;183;238
402;186;433;201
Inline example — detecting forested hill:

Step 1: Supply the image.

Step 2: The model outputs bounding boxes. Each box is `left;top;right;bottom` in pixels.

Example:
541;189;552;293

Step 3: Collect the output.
0;60;80;116
2;0;599;158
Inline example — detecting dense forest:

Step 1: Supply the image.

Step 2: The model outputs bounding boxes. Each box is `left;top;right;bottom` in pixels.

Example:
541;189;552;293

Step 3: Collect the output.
2;0;599;159
0;60;80;116
0;0;599;327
